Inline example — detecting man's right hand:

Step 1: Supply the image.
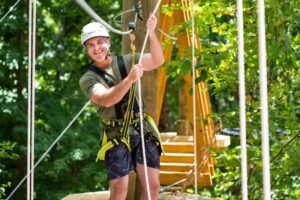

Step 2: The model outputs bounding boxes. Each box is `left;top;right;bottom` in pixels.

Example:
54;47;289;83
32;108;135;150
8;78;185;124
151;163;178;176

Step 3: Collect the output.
128;63;144;82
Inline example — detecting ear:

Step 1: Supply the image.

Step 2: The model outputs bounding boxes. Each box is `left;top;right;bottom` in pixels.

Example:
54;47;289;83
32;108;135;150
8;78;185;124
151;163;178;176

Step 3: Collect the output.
107;38;111;46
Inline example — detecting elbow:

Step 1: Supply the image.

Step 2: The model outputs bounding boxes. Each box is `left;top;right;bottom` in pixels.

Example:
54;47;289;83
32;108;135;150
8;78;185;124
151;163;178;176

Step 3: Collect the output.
156;57;165;68
102;101;114;108
159;56;165;66
91;95;114;108
154;56;165;68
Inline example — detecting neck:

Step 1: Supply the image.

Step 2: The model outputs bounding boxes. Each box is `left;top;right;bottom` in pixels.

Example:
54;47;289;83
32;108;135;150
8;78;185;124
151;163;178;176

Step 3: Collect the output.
95;55;112;69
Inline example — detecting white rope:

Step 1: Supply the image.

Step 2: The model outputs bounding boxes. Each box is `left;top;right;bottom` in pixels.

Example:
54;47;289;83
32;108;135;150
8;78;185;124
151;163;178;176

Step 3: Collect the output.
75;0;132;35
159;178;187;193
257;0;271;199
6;101;90;200
190;0;198;199
0;0;21;23
237;0;248;199
158;28;177;41
137;1;162;199
27;0;36;199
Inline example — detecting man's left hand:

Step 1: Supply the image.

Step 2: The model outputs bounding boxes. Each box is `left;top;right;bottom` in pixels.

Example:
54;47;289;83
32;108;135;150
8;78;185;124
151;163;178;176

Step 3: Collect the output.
147;14;157;34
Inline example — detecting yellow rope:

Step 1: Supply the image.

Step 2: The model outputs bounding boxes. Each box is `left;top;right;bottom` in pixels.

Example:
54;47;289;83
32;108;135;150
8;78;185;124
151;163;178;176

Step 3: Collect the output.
120;32;137;143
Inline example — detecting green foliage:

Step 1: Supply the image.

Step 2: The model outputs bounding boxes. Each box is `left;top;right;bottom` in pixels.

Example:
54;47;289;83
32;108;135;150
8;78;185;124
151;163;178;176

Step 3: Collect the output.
1;0;300;199
163;0;300;199
0;142;19;199
0;0;122;199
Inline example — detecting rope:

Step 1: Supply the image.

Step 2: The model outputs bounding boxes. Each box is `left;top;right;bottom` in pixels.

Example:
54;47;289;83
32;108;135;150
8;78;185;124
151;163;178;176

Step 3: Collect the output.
271;130;300;163
136;1;162;199
190;0;198;198
158;28;177;41
75;0;132;35
0;0;21;23
119;33;136;143
113;8;136;27
257;0;271;199
237;0;248;199
159;178;187;193
6;101;90;200
27;0;36;199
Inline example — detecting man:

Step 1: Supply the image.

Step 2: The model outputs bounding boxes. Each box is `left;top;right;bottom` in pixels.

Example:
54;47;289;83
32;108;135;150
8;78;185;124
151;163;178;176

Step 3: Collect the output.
79;14;164;200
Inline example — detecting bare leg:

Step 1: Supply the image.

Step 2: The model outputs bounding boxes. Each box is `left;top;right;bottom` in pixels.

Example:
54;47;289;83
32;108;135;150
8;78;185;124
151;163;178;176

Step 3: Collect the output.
109;175;129;200
136;163;160;200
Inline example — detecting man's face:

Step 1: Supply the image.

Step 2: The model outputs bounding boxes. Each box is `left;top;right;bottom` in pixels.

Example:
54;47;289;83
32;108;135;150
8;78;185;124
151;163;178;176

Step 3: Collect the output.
85;36;110;62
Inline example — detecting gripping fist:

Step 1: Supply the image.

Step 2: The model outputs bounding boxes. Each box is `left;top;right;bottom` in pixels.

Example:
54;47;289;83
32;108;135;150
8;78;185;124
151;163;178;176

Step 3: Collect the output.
147;14;157;34
128;63;143;82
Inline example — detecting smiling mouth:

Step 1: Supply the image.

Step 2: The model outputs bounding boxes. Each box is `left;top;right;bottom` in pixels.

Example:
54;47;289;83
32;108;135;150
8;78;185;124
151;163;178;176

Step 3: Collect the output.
94;50;105;55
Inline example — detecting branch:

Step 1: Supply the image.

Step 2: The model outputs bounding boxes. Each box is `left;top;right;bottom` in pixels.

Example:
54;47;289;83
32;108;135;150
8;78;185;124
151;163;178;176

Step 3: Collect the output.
271;130;300;163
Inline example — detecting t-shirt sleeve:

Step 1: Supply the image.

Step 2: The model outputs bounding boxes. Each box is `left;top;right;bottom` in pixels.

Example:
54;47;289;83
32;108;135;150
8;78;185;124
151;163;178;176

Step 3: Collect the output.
79;73;103;100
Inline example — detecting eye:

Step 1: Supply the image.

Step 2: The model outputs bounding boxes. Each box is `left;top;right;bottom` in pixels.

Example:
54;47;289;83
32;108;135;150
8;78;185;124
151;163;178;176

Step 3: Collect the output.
87;43;95;49
98;39;105;45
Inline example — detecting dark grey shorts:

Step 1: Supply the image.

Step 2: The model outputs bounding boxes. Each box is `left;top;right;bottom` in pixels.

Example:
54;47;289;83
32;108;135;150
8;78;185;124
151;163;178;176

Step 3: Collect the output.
104;133;161;180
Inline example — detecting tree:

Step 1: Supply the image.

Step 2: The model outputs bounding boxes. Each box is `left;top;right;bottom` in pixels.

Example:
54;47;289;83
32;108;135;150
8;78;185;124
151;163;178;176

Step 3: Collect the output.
162;0;300;198
1;0;121;199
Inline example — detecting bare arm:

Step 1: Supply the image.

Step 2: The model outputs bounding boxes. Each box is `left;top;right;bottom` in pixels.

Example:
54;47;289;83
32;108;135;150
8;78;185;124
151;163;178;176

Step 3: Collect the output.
141;14;165;71
90;64;143;107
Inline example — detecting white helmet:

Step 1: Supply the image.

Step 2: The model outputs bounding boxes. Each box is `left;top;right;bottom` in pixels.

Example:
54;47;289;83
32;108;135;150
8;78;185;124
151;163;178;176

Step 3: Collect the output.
81;22;109;45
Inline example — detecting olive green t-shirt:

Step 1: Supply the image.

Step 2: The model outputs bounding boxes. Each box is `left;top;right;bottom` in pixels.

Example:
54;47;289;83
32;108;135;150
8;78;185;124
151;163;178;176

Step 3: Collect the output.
79;53;140;120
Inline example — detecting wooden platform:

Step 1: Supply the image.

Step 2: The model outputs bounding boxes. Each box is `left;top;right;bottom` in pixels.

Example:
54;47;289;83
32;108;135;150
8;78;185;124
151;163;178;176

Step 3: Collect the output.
62;191;218;200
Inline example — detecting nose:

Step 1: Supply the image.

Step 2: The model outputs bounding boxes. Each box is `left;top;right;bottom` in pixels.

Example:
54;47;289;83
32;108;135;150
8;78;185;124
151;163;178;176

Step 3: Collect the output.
94;43;101;51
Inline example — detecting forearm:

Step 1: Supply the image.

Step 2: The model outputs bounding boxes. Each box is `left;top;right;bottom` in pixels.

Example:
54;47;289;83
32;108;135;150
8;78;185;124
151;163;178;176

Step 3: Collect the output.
91;77;134;107
147;32;165;70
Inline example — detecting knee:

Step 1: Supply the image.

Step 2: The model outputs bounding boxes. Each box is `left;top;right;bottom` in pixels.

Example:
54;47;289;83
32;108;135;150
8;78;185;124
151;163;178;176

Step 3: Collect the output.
150;180;160;197
109;178;128;200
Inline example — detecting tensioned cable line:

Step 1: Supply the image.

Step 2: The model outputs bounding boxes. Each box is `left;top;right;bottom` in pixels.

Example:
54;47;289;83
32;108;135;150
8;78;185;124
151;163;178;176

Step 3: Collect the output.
257;0;271;199
6;101;90;200
113;8;136;27
27;0;36;199
0;0;21;23
190;0;198;198
75;0;132;35
111;6;177;42
237;0;248;199
113;1;142;27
